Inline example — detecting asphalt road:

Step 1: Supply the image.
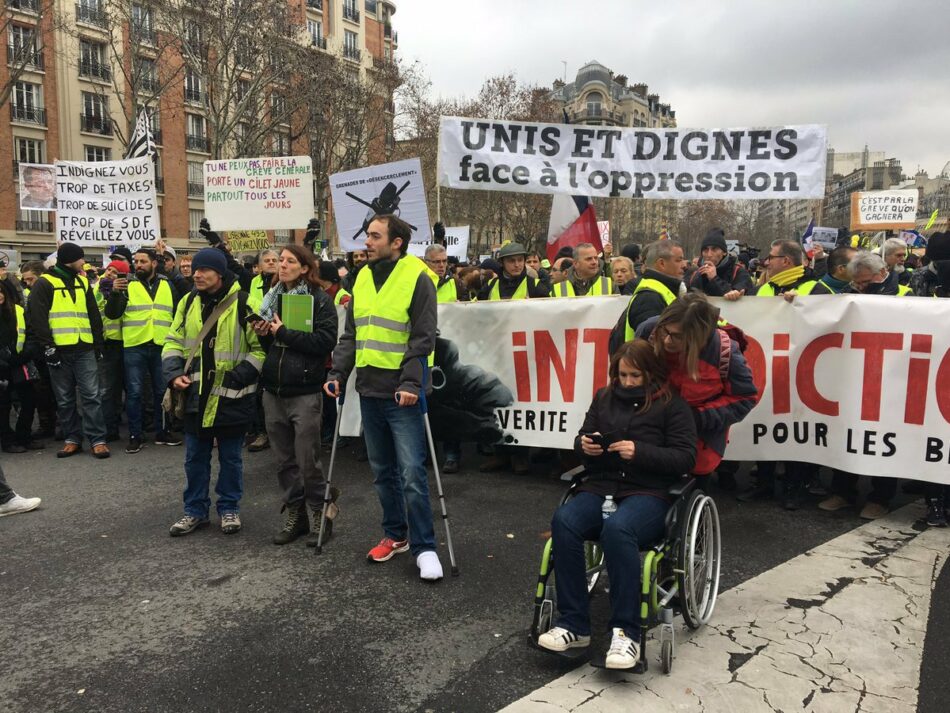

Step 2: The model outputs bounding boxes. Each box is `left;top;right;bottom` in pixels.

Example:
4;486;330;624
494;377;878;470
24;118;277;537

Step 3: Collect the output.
0;442;940;713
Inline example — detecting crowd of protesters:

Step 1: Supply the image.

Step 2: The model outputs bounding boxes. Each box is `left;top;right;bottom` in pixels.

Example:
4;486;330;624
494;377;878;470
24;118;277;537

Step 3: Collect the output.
2;217;948;548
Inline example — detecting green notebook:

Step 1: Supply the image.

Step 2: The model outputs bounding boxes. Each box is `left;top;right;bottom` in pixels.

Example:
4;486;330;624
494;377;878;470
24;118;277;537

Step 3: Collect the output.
281;293;314;332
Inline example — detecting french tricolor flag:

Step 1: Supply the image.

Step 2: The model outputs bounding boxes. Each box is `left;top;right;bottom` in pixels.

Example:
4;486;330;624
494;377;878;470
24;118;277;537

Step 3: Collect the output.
546;194;602;262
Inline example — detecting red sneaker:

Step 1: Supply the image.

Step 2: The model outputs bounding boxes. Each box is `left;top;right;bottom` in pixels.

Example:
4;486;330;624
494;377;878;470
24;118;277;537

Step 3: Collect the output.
367;537;409;562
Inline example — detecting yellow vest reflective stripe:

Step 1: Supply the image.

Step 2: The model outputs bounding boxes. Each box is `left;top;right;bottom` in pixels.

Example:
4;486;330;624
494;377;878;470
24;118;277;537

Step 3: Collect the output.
122;279;175;347
94;284;122;341
436;278;458;303
353;256;434;370
624;278;677;341
334;287;351;306
163;283;264;428
551;276;613;297
897;284;912;296
40;273;93;346
14;304;25;353
488;276;529;301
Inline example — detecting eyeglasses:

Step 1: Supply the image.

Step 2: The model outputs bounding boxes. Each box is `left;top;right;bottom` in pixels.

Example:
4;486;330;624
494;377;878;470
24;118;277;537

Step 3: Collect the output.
659;327;684;342
427;259;448;266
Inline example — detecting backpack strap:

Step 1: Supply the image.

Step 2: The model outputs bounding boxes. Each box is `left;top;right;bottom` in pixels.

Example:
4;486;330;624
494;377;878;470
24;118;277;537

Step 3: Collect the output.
717;328;732;382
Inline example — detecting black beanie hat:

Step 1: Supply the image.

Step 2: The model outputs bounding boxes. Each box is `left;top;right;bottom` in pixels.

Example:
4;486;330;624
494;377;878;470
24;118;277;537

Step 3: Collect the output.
621;243;641;261
110;246;134;263
700;228;728;253
57;242;85;265
925;231;950;262
318;261;340;284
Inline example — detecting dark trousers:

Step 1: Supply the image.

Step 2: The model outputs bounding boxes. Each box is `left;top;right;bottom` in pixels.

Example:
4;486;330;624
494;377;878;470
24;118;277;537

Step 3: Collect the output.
34;362;56;435
98;340;124;434
831;471;897;506
0;381;35;446
0;463;14;504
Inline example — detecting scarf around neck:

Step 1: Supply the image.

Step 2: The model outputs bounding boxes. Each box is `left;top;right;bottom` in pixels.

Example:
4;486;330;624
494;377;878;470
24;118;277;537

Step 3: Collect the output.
769;265;805;288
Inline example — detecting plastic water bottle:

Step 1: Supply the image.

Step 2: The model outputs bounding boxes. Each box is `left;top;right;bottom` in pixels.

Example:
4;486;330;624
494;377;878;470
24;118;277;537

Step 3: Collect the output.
602;495;617;520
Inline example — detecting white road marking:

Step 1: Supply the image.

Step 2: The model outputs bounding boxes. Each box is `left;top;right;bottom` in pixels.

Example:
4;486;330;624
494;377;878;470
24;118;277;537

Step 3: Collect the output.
502;502;948;713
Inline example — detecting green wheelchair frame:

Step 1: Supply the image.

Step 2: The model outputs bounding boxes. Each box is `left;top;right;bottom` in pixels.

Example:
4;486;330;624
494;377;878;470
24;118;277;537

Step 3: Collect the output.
529;467;722;674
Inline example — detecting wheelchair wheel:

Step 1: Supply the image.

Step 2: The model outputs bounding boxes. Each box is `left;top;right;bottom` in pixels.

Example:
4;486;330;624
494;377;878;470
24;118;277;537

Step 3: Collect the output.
585;542;605;592
677;492;722;630
660;639;673;674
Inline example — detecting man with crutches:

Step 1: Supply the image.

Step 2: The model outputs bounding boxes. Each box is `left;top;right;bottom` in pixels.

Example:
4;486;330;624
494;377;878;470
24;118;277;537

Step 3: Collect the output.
325;214;448;581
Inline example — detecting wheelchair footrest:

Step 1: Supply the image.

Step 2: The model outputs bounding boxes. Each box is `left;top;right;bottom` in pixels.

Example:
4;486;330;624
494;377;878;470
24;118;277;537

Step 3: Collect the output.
589;652;646;673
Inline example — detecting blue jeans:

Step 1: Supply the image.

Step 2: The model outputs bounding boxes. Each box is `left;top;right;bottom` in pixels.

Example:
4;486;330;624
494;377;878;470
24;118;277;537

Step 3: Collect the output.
124;343;165;439
443;441;461;463
48;350;106;446
551;491;670;637
183;434;244;518
360;395;436;556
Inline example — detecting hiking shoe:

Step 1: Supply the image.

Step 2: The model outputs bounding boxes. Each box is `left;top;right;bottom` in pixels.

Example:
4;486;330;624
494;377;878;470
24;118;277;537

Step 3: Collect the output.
818;495;851;512
926;500;948;528
0;494;42;517
56;442;82;458
169;515;209;537
860;502;889;520
155;432;182;446
442;460;460;474
92;443;111;459
537;626;590;653
367;537;409;562
605;628;640;669
273;503;309;545
248;434;269;452
125;437;143;454
220;512;242;534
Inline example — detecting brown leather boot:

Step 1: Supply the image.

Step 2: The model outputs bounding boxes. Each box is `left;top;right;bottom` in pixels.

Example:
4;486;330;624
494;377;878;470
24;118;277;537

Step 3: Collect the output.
92;443;111;459
56;442;82;458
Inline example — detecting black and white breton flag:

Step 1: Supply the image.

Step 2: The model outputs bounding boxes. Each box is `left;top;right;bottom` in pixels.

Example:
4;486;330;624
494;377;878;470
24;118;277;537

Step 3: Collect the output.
125;109;156;160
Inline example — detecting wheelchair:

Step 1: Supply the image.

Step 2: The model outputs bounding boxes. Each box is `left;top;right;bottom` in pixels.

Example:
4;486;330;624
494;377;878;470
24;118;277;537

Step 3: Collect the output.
528;467;722;674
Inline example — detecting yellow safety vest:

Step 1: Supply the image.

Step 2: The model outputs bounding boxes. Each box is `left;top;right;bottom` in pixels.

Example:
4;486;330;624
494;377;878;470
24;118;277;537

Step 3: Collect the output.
39;272;93;346
249;274;268;310
550;276;613;298
353;255;435;370
756;280;817;297
94;283;122;342
488;275;530;301
624;278;677;341
162;283;264;429
897;284;912;297
334;287;351;306
122;278;175;347
436;278;458;304
14;304;25;353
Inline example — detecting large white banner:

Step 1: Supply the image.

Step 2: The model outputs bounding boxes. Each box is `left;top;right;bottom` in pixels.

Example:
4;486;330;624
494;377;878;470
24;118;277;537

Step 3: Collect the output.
339;294;950;484
203;156;313;231
438;117;828;200
407;225;470;261
330;158;431;253
55;157;159;248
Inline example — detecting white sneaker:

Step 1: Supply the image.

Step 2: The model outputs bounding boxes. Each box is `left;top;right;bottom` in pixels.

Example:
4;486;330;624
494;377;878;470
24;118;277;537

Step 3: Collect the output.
0;494;41;518
605;628;640;669
417;550;444;581
537;626;591;652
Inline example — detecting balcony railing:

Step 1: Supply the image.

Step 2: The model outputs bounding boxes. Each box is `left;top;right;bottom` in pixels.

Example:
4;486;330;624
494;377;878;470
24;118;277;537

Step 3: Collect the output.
184;87;205;105
569;107;625;124
187;181;204;197
7;47;44;70
384;25;398;43
11;104;46;125
80;113;113;135
75;3;108;29
16;219;53;233
186;134;209;152
139;75;159;93
79;59;111;82
343;46;361;61
306;0;322;10
155;177;164;193
342;5;360;22
311;36;327;49
8;0;39;13
133;26;156;45
188;230;201;240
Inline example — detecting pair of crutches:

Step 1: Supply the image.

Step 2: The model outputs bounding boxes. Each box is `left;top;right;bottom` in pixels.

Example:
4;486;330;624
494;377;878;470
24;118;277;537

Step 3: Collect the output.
315;362;460;576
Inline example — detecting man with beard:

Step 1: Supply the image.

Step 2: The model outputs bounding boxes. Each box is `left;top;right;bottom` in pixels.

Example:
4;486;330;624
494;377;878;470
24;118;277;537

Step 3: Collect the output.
688;228;754;299
106;248;181;453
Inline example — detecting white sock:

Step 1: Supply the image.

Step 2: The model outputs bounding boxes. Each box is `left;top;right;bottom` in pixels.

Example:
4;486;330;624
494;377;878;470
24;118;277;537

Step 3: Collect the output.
416;550;443;581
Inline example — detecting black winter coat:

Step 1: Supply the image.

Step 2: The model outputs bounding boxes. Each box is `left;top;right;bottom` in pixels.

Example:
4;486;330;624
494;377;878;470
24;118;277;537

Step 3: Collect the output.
259;285;338;397
574;385;697;498
687;256;754;296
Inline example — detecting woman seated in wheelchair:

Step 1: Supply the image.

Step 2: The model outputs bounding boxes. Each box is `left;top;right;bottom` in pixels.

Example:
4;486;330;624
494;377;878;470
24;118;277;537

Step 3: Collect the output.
537;339;697;668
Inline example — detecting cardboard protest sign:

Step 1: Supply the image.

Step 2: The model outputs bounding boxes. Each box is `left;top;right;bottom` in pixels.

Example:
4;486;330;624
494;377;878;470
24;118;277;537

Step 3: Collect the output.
330;158;430;253
0;248;18;271
203;156;313;231
597;221;610;245
439;117;828;200
18;163;57;211
850;190;918;231
54;157;159;248
333;294;950;484
407;225;470;261
228;230;271;253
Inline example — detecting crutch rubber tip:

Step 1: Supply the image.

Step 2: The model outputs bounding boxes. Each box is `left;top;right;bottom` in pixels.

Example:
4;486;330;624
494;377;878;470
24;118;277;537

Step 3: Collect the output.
451;566;460;577
315;546;323;554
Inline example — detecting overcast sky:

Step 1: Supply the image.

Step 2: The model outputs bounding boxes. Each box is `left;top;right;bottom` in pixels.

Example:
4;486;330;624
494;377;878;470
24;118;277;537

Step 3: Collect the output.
396;0;950;177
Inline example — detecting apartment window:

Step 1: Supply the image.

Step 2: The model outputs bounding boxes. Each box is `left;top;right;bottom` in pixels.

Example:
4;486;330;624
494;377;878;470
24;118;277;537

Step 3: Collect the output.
17;208;51;233
586;91;603;117
343;30;360;60
82;91;106;118
185;20;203;55
11;81;44;124
84;145;111;162
271;93;286;119
76;0;107;28
185;70;203;104
8;25;42;69
15;137;44;164
274;229;291;241
307;19;324;48
79;39;110;81
273;131;290;156
189;209;203;239
187;161;203;196
139;57;158;92
187;113;208;152
343;0;359;23
187;113;205;138
131;4;155;44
